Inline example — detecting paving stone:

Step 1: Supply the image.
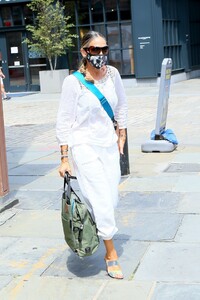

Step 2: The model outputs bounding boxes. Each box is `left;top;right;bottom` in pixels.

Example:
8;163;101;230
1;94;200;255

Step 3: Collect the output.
8;164;58;176
7;150;54;164
5;124;56;147
29;153;60;165
1;180;79;211
0;237;19;252
13;190;61;210
98;280;153;300
7;146;58;153
8;163;19;170
0;276;13;290
135;243;200;281
178;193;200;213
118;191;181;213
0;276;105;300
175;215;200;242
0;237;66;276
9;175;63;191
151;283;200;300
173;153;200;164
119;176;178;192
8;175;45;190
0;191;19;212
43;239;149;280
0;208;18;225
115;212;182;241
0;210;64;239
174;175;200;192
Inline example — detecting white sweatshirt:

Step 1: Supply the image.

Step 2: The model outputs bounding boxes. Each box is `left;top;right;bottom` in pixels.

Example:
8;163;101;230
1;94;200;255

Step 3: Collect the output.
56;65;128;147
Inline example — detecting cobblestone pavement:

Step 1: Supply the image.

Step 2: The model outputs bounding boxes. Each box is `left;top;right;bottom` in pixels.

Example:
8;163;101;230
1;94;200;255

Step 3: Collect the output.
3;93;58;148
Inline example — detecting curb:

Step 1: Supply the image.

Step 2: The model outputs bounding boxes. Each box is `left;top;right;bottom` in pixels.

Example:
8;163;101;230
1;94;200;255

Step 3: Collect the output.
0;196;19;214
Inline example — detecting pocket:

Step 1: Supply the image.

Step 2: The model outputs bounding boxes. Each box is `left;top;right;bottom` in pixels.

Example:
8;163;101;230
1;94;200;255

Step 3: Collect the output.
72;144;98;166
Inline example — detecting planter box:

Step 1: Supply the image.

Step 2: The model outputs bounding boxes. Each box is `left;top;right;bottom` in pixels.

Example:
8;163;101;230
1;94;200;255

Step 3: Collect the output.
39;69;69;93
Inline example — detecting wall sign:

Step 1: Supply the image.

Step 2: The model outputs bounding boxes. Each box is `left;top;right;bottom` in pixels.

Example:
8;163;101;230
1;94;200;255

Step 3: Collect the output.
138;36;151;50
11;47;18;54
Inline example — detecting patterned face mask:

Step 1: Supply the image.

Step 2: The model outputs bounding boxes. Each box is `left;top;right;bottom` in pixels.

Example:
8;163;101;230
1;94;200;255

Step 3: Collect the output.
86;53;108;69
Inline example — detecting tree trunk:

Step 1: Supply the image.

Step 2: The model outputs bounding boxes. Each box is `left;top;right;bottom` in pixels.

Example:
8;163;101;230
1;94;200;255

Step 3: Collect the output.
49;58;53;71
54;56;57;70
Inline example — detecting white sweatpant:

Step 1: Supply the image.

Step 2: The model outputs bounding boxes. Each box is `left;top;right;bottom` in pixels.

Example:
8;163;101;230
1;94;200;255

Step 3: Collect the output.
71;143;121;240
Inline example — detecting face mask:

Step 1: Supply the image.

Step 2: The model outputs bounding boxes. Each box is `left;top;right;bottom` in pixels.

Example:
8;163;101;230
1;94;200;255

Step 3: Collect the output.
86;53;107;69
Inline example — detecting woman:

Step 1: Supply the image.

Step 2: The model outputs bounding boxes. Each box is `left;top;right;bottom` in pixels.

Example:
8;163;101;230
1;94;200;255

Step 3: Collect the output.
0;69;11;100
56;31;127;279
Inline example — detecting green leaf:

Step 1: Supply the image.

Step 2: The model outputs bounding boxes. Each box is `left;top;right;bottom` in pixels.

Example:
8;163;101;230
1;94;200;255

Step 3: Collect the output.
24;0;78;70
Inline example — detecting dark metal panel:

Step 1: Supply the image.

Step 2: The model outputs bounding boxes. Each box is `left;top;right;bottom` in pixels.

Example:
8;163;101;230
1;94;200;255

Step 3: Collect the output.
189;0;200;68
178;0;191;71
131;0;163;78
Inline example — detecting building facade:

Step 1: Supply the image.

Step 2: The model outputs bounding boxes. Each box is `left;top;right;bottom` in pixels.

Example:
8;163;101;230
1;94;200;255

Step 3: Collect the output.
0;0;200;92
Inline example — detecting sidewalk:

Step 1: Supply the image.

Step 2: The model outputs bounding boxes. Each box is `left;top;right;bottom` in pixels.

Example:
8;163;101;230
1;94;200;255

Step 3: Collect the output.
0;78;200;299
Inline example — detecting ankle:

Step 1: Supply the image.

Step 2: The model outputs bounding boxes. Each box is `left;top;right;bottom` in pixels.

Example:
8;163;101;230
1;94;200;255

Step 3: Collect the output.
105;250;118;261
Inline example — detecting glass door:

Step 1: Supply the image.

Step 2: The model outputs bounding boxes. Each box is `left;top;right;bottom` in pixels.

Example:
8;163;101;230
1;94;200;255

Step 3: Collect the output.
0;34;9;91
6;31;27;91
0;32;47;92
0;32;27;92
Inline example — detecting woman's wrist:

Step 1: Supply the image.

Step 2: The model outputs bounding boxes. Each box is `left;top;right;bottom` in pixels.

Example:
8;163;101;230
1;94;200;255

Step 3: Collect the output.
60;145;69;162
119;129;126;140
61;158;69;163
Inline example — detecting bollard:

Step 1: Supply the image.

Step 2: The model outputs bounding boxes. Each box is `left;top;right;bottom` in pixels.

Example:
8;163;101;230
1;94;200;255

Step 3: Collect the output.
120;129;130;176
141;58;177;153
0;83;9;196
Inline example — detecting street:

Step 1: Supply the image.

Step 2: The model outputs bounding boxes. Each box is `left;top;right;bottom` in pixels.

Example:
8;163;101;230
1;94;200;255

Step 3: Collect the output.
1;78;200;299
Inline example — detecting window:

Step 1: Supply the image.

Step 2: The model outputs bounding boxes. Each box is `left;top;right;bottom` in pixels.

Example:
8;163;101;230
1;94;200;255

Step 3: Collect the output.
12;6;22;25
105;0;118;22
68;0;134;76
77;0;89;24
119;0;131;20
91;0;104;23
1;7;12;27
107;24;120;50
23;6;34;25
0;4;32;27
121;23;134;74
162;0;182;70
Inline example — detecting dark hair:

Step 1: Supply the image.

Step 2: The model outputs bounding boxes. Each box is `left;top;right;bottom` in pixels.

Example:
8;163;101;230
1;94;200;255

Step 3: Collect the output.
81;31;106;49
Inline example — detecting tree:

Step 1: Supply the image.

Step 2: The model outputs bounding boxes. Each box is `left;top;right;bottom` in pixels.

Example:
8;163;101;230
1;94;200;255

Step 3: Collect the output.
24;0;77;70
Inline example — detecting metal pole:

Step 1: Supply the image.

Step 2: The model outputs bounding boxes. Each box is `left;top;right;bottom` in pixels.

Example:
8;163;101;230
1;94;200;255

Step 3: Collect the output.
0;82;9;196
120;129;130;176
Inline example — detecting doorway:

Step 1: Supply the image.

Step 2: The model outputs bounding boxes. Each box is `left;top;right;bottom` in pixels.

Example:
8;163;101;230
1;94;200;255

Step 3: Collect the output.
0;31;47;92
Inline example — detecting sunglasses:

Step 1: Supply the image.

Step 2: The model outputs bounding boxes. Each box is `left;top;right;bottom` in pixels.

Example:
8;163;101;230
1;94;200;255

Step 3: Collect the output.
84;46;109;55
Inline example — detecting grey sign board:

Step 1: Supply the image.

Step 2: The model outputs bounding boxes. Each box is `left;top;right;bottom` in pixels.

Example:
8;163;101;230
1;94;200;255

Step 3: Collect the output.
155;58;173;137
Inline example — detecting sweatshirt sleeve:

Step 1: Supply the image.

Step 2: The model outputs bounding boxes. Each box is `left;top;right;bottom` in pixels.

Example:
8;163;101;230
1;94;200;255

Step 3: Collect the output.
112;67;128;129
56;75;80;146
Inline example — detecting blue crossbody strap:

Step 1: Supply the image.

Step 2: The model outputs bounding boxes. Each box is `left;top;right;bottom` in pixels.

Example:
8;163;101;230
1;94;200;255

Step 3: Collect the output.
73;71;115;122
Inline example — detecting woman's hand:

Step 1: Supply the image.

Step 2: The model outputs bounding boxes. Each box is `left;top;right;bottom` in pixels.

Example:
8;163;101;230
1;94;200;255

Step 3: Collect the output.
59;145;71;177
118;129;126;154
59;161;72;177
0;70;5;79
